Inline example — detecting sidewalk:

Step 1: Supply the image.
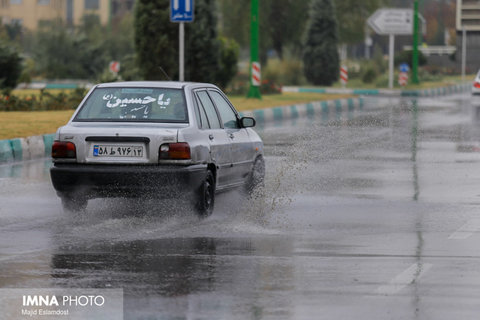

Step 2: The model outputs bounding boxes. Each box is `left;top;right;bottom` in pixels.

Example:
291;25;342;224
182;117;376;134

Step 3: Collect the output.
282;82;472;97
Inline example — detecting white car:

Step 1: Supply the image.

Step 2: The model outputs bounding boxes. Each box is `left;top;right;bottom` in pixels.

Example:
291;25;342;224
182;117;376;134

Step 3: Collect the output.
50;81;265;216
473;70;480;95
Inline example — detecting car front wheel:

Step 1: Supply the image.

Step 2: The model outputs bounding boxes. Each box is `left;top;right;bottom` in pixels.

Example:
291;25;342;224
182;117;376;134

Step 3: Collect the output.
195;170;215;217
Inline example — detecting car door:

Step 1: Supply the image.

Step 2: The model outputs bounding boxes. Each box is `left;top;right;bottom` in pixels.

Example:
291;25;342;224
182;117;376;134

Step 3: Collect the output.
194;90;233;188
207;89;255;185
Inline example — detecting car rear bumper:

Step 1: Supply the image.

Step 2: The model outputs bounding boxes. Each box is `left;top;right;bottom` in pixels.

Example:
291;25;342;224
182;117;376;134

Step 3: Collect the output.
50;163;208;199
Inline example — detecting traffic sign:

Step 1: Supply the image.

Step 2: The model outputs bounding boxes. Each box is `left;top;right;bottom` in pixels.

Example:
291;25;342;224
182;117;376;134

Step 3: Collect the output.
109;61;120;74
398;72;408;86
170;0;194;23
367;9;413;35
399;63;409;73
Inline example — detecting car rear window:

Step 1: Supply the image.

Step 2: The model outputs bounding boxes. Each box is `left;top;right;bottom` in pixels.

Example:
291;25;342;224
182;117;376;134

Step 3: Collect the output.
74;87;188;123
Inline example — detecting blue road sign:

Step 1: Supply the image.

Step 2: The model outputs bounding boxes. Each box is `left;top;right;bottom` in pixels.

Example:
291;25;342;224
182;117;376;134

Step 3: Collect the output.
400;63;410;73
171;0;194;22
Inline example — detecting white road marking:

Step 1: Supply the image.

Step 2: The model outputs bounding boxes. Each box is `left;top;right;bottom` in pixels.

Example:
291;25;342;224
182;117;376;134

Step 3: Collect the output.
448;219;480;240
375;263;433;295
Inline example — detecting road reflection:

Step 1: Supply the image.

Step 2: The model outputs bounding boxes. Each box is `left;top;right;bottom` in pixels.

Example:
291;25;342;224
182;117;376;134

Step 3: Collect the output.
50;236;294;318
0;159;51;180
51;238;218;296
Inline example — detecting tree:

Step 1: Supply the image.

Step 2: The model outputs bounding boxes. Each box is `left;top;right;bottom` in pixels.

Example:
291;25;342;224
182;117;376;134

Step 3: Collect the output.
334;0;386;45
185;0;220;83
0;40;22;89
30;15;136;81
135;0;238;87
218;0;250;48
219;0;310;60
303;0;339;86
216;37;239;89
33;19;108;79
267;0;309;59
423;0;456;45
134;0;178;80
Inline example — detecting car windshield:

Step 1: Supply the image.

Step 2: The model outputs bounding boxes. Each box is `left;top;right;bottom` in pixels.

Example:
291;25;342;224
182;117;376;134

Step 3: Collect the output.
74;87;188;122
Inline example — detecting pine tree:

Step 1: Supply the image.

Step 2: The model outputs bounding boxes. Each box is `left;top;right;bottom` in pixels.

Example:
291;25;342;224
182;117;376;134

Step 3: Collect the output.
0;40;22;89
134;0;238;87
303;0;339;86
134;0;178;80
185;0;219;83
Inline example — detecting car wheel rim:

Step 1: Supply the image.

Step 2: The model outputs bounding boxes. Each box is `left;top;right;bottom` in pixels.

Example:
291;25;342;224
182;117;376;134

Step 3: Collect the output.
204;179;213;209
252;160;265;186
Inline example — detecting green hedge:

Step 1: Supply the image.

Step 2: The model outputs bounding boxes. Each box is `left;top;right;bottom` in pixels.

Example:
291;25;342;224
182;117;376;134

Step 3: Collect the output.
0;88;87;111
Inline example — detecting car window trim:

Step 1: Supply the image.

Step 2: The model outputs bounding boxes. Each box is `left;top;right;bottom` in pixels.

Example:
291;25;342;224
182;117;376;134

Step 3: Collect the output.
73;119;189;123
206;89;240;129
191;92;204;129
193;91;211;129
193;90;211;129
207;89;240;117
194;89;223;129
72;86;189;123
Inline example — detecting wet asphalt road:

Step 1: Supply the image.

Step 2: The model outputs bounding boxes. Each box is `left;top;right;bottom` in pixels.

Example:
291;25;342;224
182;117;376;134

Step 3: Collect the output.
1;94;480;319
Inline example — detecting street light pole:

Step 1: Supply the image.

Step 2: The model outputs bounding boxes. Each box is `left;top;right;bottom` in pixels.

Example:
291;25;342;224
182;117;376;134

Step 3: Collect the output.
461;27;466;82
412;0;420;84
247;0;261;99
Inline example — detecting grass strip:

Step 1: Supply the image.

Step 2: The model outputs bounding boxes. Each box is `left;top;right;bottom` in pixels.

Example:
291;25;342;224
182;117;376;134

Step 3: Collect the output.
0;92;353;139
0;110;74;140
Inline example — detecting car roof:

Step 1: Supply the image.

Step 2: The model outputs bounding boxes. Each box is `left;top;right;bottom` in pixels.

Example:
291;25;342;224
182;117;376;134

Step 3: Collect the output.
96;81;218;90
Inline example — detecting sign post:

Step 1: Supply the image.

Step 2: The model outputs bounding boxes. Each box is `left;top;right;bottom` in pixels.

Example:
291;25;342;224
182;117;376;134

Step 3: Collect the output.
368;9;416;89
109;61;120;75
388;34;394;89
461;27;466;82
340;66;348;88
398;63;409;86
247;0;261;99
412;0;419;84
170;0;194;82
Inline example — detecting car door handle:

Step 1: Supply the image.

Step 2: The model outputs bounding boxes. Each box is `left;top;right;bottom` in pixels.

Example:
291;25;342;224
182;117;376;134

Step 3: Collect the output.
229;133;234;139
209;134;214;140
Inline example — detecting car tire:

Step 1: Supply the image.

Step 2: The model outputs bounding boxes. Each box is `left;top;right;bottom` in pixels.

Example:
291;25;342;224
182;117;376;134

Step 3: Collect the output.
245;157;265;195
195;170;215;217
61;195;88;212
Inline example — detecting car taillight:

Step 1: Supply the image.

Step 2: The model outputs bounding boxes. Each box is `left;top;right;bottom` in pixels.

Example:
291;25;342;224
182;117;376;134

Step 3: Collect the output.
52;141;76;159
474;82;480;88
159;142;191;160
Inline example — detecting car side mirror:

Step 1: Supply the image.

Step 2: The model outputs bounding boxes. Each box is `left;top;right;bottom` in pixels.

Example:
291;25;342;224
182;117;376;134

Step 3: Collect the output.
240;117;256;128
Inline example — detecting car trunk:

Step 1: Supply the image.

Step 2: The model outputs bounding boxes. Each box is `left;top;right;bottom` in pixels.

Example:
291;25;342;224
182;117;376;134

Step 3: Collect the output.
57;122;182;164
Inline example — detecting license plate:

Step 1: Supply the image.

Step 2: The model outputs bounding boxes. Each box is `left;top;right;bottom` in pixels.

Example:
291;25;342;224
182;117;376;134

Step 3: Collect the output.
93;145;143;157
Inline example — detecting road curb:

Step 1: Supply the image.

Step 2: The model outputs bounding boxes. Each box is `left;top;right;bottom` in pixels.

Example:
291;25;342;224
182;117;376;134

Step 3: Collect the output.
283;82;472;97
239;97;364;125
0;97;364;164
0;133;55;164
0;82;470;164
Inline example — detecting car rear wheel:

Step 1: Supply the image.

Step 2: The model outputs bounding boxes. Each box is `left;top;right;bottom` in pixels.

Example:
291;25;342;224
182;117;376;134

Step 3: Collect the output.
245;157;265;195
196;170;215;217
61;195;88;212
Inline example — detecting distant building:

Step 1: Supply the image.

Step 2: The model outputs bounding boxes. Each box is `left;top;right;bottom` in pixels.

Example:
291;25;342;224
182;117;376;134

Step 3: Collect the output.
456;0;480;73
0;0;134;30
